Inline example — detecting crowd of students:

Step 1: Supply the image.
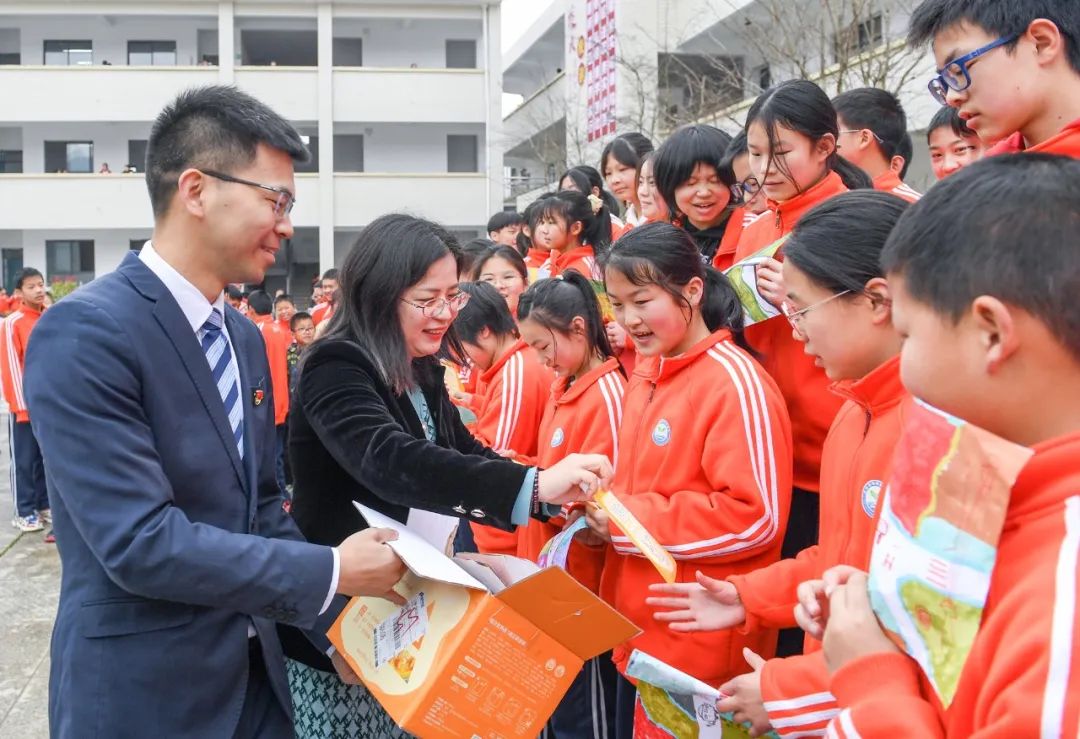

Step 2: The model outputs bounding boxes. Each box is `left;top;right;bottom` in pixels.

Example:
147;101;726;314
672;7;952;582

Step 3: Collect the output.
438;1;1080;736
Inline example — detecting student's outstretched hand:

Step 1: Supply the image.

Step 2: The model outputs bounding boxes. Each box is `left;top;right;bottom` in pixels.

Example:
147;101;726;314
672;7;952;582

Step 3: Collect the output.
718;649;773;738
646;571;746;632
755;258;786;308
584;502;611;542
537;454;614;505
822;569;899;675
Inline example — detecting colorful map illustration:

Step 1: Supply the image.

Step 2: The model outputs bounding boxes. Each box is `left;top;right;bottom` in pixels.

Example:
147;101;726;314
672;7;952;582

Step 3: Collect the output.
867;399;1032;706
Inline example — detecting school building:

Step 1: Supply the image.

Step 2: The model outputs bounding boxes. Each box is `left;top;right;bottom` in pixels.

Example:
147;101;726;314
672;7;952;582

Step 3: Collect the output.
502;0;939;210
0;0;504;297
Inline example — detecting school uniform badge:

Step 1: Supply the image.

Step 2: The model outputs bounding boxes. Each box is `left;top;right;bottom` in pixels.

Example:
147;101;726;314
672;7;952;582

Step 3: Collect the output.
652;419;672;447
551;428;565;448
861;479;883;517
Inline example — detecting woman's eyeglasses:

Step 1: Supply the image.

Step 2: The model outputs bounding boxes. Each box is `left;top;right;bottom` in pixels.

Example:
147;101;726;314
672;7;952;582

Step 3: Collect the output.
400;292;471;318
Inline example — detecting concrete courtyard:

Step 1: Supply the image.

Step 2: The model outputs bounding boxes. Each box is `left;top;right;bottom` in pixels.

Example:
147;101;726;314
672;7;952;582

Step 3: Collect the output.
0;415;57;739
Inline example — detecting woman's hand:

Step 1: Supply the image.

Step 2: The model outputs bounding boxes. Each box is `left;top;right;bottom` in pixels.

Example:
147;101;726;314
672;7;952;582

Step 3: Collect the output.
566;506;606;546
448;390;473;408
605;322;628;356
537;454;613;505
755;258;786;308
822;570;900;675
718;650;773;737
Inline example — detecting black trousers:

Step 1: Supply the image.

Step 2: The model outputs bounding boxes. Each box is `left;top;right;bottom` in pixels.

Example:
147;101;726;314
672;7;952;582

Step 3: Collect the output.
9;418;47;518
775;486;821;657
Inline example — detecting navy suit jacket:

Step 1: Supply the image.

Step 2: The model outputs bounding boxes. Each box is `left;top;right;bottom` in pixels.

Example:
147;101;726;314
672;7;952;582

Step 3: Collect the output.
25;252;341;738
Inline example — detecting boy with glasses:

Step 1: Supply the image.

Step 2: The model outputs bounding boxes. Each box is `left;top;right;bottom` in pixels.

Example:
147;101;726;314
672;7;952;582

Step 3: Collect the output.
910;0;1080;155
833;88;922;202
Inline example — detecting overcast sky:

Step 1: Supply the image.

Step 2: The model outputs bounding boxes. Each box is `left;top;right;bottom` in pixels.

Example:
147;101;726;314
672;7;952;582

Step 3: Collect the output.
501;0;551;53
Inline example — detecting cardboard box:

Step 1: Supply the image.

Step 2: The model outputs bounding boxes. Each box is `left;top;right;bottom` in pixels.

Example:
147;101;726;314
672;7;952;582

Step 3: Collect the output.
328;504;640;738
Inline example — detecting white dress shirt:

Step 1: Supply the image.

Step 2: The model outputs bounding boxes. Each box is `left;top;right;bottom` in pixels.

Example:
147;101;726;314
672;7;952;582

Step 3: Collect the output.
138;242;339;632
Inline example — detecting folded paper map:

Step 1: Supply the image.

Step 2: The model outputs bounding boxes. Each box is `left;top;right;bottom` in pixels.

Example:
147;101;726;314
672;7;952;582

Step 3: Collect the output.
722;235;788;326
626;650;779;738
867;399;1033;706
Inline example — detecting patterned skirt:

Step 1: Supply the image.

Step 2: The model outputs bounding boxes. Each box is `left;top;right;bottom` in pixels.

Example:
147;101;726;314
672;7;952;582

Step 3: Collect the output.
286;658;415;739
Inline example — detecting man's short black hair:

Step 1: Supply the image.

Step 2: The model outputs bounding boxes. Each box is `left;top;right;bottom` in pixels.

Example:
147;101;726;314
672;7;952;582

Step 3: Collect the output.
15;268;43;290
225;285;243;300
274;293;293;306
146;85;309;219
908;0;1080;74
882;153;1080;359
926;105;978;142
833;87;908;161
487;211;525;233
290;311;313;331
246;289;273;316
321;268;339;282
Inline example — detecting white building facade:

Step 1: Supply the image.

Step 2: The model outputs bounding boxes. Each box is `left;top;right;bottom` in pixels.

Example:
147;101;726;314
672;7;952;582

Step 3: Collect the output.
0;0;504;296
502;0;940;209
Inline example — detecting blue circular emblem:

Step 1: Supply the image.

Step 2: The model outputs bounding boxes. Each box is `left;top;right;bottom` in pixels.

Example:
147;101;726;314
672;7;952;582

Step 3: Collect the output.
861;480;883;518
551;428;565;448
652;419;672;447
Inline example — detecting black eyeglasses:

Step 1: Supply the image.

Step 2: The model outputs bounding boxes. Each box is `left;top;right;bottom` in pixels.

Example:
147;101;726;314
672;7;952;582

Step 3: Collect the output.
200;169;296;220
730;176;761;203
928;34;1018;105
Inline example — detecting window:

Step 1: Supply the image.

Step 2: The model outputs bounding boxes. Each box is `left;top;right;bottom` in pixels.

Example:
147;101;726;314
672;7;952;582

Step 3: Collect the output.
757;64;772;91
129;239;147;252
44;141;93;173
44;40;92;66
834;13;884;62
128;140;148;172
333;37;363;66
447;135;479;173
1;248;23;293
0;53;18;65
0;150;22;174
445;39;477;69
128;41;177;66
333;135;364;172
46;240;95;284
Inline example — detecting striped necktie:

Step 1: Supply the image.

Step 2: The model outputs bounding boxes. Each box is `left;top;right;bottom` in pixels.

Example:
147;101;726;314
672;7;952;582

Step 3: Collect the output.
200;308;244;459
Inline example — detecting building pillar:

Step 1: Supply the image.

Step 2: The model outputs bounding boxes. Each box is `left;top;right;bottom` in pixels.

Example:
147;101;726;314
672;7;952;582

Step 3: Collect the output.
218;0;235;84
317;1;335;273
484;2;504;215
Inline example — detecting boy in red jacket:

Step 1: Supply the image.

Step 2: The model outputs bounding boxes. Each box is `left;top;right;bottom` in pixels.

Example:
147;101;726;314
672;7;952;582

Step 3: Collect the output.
1;268;49;532
909;0;1080;156
812;154;1080;737
833;88;922;202
247;290;290;494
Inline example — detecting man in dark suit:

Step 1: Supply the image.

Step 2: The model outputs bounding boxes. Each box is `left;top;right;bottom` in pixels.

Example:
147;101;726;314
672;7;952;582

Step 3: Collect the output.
24;86;407;738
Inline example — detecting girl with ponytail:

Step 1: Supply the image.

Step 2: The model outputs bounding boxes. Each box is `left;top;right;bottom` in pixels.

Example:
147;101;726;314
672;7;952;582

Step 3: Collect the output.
586;222;794;738
732;82;872;622
514;269;627;738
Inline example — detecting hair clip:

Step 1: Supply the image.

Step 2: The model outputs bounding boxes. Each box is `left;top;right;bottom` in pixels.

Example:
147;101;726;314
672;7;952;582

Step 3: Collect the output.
587;193;604;215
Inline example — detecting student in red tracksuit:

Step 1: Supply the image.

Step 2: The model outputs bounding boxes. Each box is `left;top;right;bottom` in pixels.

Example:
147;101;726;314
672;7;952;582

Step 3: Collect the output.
802;149;1080;739
716;130;770;272
648;191;910;737
515;269;626;739
734;80;873;655
309;268;338;326
583;222;793;739
247;290;291;494
833;88;922;203
474;245;528;320
1;268;49;533
273;293;296;334
652;124;740;270
454;281;553;555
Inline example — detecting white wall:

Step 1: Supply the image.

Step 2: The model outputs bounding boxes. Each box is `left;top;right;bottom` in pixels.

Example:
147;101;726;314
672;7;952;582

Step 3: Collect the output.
333;17;482;68
336;122;487;173
19;122;151;173
0;127;21;150
5;14;214;66
3;228;149;283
